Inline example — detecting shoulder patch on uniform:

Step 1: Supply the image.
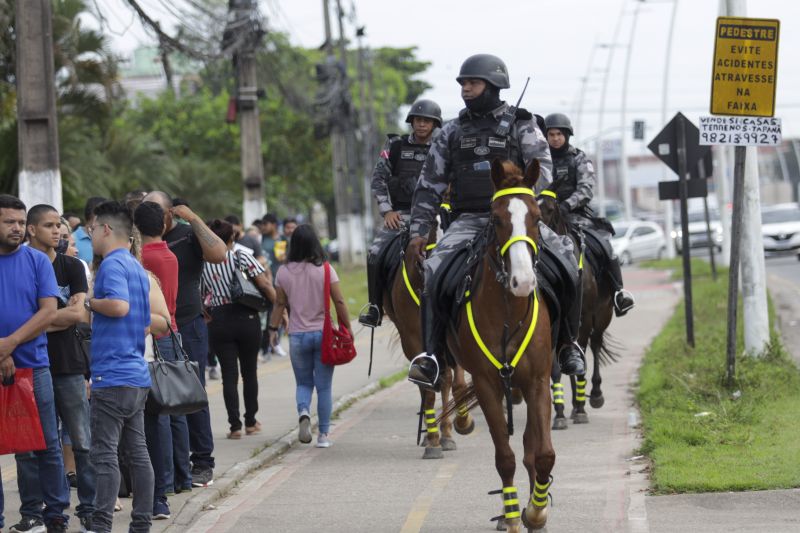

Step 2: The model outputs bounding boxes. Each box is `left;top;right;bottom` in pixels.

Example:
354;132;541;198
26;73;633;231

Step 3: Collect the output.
515;107;533;120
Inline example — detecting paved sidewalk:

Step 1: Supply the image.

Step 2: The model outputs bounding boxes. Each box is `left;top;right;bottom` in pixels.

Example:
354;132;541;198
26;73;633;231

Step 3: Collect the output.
0;323;408;532
164;267;683;532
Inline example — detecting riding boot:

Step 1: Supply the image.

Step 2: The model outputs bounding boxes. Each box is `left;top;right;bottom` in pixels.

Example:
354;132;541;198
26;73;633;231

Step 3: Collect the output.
408;294;443;391
557;300;586;376
607;257;635;317
358;256;383;328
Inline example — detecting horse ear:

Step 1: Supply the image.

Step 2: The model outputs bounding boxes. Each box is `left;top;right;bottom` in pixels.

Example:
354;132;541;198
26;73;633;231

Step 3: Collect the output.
490;158;506;191
523;160;540;188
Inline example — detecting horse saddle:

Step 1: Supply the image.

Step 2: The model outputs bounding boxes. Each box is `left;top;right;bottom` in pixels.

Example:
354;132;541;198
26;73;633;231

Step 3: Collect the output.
374;231;408;292
430;226;576;340
579;227;614;278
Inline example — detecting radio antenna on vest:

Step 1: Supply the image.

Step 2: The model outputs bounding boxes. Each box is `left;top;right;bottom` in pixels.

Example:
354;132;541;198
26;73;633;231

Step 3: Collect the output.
495;77;531;137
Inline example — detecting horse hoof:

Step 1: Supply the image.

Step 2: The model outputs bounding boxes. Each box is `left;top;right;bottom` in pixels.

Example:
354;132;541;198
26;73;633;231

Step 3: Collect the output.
552;417;568;430
440;437;457;451
573;412;589;424
590;395;605;409
500;517;522;532
521;506;548;530
455;417;475;435
495;516;506;531
422;446;444;460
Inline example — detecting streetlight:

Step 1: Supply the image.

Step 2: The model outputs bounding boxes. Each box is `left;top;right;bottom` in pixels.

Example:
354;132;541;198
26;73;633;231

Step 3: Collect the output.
619;0;643;221
595;0;628;218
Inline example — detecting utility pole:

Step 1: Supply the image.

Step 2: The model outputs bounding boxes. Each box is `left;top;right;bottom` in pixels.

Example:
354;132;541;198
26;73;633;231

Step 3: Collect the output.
723;0;769;357
660;0;678;258
356;26;375;240
224;0;267;225
16;0;62;212
318;0;362;265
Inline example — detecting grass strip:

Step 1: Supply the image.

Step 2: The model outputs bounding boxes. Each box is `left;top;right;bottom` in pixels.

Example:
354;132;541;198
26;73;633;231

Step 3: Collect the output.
637;261;800;493
333;263;368;318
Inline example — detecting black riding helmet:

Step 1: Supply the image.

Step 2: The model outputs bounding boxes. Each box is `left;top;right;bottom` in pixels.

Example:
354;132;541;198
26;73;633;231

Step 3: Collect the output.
544;113;574;137
405;99;443;128
456;54;510;89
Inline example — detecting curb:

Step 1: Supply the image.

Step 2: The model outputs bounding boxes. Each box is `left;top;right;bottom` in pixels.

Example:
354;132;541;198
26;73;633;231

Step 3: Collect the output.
164;379;385;530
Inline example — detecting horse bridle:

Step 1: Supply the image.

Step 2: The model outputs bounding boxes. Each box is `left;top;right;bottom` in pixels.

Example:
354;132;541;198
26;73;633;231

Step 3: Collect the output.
487;187;540;290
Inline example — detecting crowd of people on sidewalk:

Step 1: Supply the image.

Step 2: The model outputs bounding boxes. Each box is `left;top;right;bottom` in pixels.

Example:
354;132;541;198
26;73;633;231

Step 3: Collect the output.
0;191;350;533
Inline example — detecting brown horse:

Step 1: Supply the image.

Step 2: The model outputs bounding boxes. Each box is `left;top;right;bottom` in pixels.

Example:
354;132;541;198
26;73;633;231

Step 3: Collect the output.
445;159;555;532
538;193;616;429
381;222;475;460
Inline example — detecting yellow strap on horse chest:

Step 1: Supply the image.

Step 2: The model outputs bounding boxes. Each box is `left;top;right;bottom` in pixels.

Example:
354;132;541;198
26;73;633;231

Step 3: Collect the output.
465;289;539;371
401;261;421;307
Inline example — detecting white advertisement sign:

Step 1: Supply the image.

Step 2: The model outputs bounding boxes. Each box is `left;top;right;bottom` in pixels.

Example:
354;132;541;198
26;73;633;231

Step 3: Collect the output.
699;116;782;146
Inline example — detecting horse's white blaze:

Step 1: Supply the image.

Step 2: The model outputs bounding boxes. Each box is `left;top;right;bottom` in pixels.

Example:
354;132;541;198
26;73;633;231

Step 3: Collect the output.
435;214;444;243
507;198;536;297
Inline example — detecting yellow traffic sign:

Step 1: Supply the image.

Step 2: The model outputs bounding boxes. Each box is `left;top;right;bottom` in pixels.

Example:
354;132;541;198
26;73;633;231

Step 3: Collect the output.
710;17;780;117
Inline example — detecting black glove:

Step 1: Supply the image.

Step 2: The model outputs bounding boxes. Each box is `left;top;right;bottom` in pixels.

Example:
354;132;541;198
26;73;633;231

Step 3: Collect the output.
559;202;571;218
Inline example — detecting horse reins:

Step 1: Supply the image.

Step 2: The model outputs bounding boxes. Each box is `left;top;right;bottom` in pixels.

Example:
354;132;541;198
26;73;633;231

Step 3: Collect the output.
465;186;541;435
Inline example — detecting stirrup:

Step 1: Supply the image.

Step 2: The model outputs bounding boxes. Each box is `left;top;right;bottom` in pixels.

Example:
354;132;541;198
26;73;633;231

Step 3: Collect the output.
357;303;382;328
614;290;635;316
408;352;441;391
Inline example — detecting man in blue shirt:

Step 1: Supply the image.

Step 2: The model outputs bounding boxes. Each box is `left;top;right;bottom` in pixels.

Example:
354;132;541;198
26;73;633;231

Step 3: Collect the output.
85;200;154;533
0;194;70;532
72;196;108;263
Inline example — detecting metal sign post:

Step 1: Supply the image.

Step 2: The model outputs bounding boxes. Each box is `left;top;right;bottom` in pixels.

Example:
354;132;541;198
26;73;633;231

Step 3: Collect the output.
697;156;718;281
649;111;709;348
726;146;746;385
676;114;695;347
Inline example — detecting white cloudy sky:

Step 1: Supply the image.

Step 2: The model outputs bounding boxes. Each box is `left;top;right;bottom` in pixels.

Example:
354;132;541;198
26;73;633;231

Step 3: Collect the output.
101;0;800;146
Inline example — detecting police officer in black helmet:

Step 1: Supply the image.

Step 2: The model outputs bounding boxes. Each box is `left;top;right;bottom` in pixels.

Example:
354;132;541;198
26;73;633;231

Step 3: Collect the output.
405;54;586;390
544;112;635;316
359;99;443;328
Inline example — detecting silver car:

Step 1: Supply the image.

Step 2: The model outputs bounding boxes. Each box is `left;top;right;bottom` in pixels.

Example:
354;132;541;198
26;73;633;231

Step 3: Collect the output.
611;220;668;265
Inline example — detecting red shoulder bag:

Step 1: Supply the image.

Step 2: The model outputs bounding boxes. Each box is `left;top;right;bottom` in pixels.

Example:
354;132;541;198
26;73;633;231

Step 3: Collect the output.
321;261;357;365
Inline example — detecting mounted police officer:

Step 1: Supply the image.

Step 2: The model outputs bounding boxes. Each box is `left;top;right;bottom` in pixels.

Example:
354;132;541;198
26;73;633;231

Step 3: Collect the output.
544;112;635;316
405;54;586;390
359;99;443;328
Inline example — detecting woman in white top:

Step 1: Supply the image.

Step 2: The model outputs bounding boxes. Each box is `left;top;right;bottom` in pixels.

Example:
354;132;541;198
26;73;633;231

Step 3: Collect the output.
201;219;275;439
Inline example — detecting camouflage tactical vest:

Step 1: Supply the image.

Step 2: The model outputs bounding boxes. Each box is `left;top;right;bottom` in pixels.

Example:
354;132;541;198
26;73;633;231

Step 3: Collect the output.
449;108;523;214
387;134;429;210
550;146;580;202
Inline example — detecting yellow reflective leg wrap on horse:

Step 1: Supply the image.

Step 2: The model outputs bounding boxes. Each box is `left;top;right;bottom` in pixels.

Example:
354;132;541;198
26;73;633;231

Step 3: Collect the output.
576;379;587;403
551;383;565;405
425;409;438;434
502;487;521;520
531;478;551;508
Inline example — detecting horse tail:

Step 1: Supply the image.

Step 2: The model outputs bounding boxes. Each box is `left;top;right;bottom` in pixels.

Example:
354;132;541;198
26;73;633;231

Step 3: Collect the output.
436;380;480;424
594;330;622;366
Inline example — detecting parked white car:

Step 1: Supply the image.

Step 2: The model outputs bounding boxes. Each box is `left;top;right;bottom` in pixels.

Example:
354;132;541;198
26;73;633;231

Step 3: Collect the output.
611;220;667;265
760;203;800;253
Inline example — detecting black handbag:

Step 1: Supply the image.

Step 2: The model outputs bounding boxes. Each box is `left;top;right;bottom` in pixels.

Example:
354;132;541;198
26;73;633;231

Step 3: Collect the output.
229;250;269;312
145;327;208;416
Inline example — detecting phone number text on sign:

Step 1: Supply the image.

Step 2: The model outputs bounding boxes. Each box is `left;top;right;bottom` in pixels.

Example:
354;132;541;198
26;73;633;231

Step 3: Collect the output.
699;115;782;146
